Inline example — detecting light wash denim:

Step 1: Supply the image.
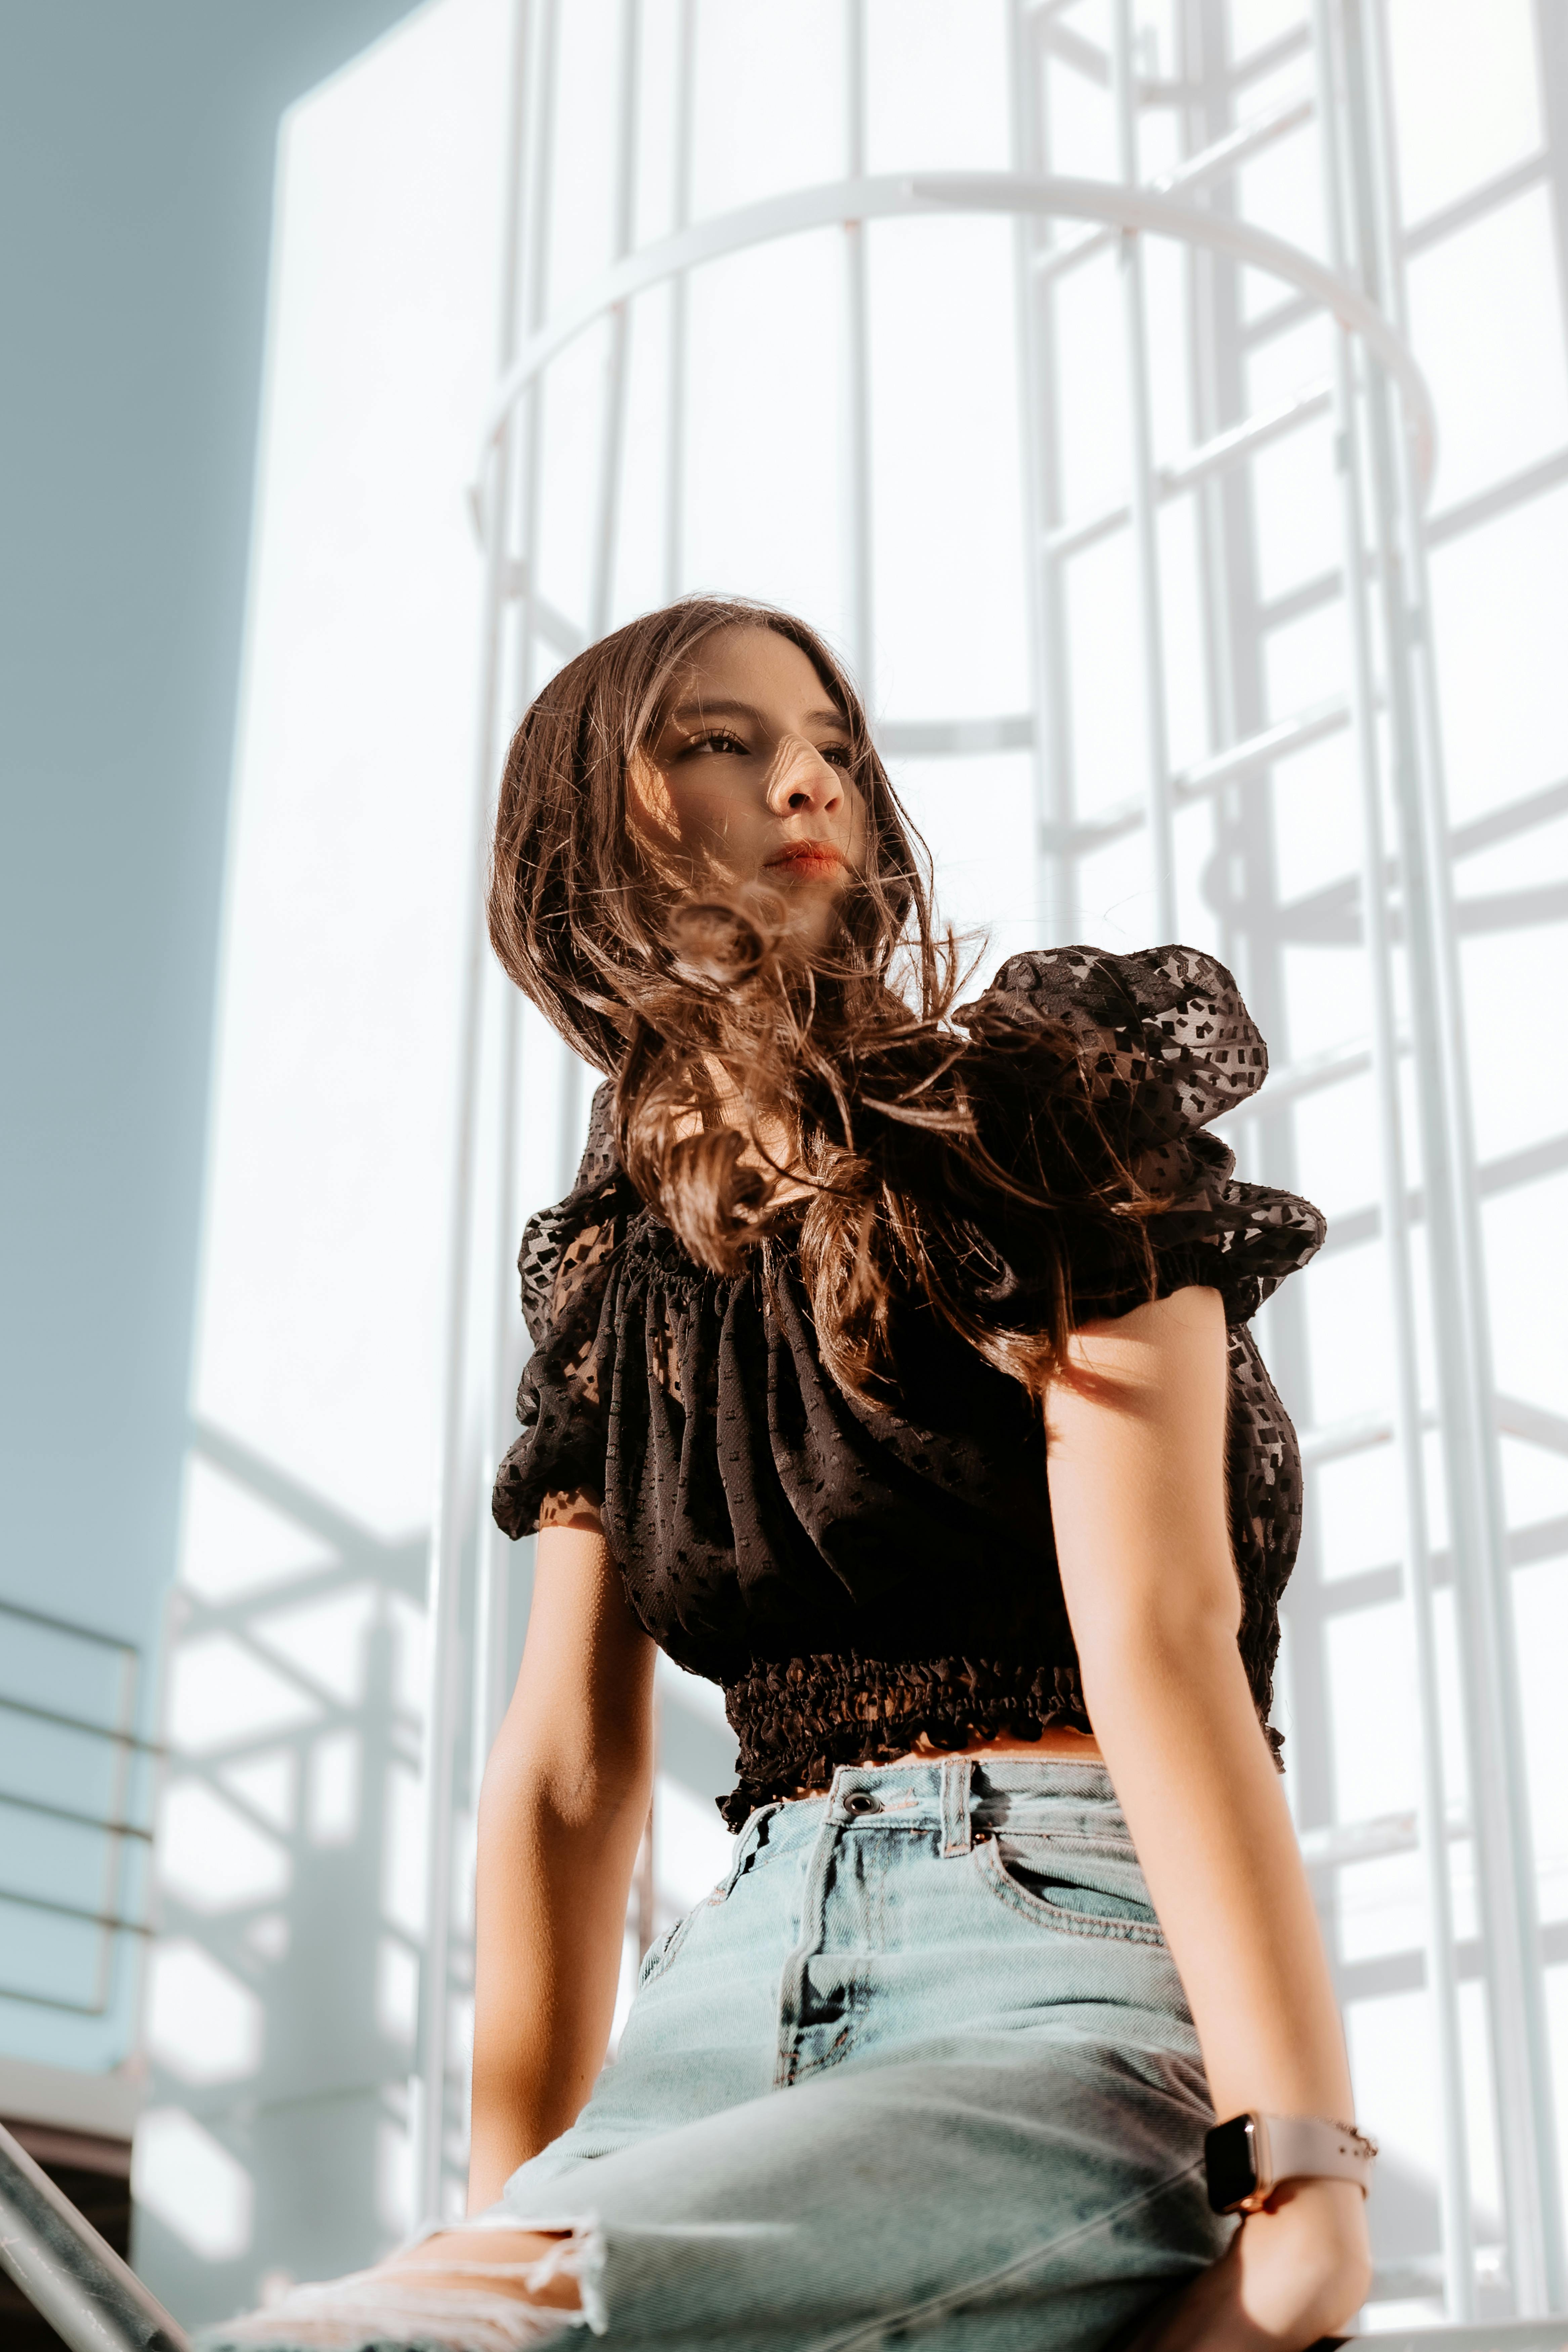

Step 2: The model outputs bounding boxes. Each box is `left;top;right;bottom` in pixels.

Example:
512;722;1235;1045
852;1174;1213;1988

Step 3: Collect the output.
495;1756;1231;2351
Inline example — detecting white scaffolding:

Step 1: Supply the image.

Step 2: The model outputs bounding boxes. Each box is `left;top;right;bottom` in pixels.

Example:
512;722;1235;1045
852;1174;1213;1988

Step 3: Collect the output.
413;1;1568;2322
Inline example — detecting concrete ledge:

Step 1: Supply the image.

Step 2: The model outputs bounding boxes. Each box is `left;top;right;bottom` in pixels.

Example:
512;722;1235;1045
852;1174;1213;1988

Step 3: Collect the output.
0;2055;144;2145
1330;2327;1568;2350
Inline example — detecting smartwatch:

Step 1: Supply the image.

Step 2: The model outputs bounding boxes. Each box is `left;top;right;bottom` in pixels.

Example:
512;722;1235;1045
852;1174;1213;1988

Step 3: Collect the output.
1204;2113;1377;2215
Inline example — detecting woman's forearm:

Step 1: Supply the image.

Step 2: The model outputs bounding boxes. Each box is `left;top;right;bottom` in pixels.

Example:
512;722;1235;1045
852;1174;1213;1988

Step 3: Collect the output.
1047;1291;1370;2346
1045;1290;1353;2124
466;1527;657;2212
1077;1614;1351;2125
468;1741;652;2208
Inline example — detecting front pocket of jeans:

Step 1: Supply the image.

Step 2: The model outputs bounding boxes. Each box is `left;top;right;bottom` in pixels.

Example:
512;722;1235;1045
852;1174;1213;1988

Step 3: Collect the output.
973;1832;1166;1943
630;1853;748;1985
634;1882;726;1989
635;1816;780;1990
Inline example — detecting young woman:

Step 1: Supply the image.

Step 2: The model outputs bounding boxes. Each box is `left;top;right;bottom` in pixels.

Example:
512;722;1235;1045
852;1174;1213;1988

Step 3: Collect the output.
215;597;1373;2352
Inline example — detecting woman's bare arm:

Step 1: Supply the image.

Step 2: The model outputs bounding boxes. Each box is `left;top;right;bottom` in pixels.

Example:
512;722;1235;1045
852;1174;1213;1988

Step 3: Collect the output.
1045;1285;1371;2349
467;1521;655;2211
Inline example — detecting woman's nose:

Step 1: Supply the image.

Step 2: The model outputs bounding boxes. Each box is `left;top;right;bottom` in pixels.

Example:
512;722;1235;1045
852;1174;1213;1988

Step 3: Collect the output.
766;738;843;817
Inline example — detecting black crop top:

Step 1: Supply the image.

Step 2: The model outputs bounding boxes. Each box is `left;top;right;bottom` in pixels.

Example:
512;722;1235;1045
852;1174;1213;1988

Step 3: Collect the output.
492;945;1325;1826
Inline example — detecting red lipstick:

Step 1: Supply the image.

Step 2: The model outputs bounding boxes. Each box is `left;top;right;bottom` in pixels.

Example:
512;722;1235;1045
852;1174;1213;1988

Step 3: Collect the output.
764;841;845;876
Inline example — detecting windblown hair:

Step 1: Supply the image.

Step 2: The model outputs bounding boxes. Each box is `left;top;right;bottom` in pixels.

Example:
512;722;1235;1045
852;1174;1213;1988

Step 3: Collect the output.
487;595;1157;1400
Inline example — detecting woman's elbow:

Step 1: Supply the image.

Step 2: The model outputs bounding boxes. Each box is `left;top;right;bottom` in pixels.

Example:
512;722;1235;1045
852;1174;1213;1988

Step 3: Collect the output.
1074;1578;1244;1695
478;1717;652;1842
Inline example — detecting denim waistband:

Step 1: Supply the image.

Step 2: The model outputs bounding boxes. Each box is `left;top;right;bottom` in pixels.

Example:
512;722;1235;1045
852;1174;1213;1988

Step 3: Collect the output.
741;1754;1128;1861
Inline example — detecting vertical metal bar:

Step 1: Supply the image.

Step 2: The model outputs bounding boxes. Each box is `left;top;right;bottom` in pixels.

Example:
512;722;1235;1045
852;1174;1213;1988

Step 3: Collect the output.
1530;0;1568;347
1364;0;1566;2307
1008;0;1075;946
632;1810;655;1959
1337;0;1565;2312
1110;0;1178;941
1192;0;1314;1925
469;991;522;1815
473;0;562;1871
517;0;559;678
1178;0;1241;841
842;0;874;698
633;1664;664;1965
412;0;537;2226
663;0;696;604
469;0;536;1866
412;399;506;2232
1310;11;1474;2314
590;0;640;640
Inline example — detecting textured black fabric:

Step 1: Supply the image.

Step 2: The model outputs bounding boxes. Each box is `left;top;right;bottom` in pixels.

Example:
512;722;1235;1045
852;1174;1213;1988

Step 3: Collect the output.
493;946;1324;1826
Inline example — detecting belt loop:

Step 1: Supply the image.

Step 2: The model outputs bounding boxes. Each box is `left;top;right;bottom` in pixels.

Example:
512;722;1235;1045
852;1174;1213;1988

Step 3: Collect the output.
727;1800;781;1888
940;1755;973;1854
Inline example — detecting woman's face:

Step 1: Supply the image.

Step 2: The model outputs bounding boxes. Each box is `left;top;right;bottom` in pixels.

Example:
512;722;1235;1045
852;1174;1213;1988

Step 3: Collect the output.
634;625;867;951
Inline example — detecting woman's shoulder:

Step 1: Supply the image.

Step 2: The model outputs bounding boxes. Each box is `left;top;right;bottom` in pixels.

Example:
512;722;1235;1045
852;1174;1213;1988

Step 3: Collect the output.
955;941;1323;1325
958;941;1266;1133
517;1079;635;1347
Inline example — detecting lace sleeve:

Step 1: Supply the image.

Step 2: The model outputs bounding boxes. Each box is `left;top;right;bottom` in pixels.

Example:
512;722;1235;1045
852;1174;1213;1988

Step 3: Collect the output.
958;943;1325;1324
493;1081;627;1538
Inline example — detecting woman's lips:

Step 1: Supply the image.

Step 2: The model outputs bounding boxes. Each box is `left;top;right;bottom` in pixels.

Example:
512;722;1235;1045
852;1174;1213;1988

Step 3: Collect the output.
764;842;845;877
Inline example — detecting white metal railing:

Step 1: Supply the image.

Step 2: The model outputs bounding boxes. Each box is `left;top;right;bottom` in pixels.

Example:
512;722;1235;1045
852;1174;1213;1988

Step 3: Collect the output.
411;2;1568;2328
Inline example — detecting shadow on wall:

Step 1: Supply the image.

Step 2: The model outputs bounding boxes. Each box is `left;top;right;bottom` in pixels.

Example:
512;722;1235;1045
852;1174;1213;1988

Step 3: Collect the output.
1363;2155;1508;2317
134;1421;430;2327
133;1419;740;2329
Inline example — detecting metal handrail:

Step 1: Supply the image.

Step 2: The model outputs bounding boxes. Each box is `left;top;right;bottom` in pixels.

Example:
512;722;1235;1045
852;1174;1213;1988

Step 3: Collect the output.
0;2117;190;2352
1329;2332;1568;2350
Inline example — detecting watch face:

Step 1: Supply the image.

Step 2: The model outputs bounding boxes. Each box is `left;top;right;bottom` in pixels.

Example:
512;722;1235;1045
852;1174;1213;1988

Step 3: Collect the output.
1204;2115;1260;2214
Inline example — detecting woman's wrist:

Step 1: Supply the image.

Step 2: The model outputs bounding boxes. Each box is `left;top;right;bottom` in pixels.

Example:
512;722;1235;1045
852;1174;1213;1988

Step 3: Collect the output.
1234;2179;1372;2333
1205;2111;1375;2213
1121;2179;1371;2351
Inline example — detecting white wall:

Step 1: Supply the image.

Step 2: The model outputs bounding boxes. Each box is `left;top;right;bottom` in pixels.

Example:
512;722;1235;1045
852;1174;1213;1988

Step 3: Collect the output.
136;0;510;2318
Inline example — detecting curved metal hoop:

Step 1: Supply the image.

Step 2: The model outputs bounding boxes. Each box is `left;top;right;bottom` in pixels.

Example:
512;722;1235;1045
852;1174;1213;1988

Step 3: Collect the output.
474;166;1437;504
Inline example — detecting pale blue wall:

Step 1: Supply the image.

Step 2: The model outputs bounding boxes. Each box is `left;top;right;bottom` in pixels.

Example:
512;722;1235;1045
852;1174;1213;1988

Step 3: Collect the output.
0;0;425;2066
0;0;428;1654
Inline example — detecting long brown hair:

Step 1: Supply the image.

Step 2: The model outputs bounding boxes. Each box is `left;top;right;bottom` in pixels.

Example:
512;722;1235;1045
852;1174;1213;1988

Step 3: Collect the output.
487;596;1155;1399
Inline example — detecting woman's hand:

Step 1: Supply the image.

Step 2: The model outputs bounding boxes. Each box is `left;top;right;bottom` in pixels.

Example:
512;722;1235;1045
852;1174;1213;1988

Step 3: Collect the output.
1121;2180;1372;2351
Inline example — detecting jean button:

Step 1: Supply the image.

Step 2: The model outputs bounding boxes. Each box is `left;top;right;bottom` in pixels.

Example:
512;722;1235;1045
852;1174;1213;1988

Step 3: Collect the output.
842;1790;881;1816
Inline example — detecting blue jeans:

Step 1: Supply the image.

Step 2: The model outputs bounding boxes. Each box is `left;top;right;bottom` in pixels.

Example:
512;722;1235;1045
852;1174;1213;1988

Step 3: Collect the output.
499;1756;1230;2349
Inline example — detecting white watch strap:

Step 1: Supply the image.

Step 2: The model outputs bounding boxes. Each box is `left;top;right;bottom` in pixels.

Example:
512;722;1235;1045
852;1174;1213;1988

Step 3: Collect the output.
1255;2114;1377;2196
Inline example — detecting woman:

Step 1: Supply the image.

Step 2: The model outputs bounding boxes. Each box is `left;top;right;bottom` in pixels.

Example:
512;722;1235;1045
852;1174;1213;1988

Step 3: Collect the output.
215;597;1373;2352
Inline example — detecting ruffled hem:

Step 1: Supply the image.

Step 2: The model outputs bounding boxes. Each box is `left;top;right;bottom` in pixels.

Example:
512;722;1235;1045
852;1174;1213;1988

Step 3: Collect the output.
718;1654;1094;1830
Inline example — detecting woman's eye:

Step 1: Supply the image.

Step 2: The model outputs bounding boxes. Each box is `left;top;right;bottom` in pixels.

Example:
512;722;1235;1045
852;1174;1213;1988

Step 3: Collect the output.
821;744;853;769
692;730;748;756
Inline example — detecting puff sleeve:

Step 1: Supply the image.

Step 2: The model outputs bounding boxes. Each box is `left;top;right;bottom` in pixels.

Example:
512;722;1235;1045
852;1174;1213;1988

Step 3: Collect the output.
957;942;1325;1325
491;1082;629;1538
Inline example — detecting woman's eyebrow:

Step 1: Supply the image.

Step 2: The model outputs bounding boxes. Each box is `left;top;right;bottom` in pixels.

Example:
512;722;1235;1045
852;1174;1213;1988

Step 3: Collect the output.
666;699;848;731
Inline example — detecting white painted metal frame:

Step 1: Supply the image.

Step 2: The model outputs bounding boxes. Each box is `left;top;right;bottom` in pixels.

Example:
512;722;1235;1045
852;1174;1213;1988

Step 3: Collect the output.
1318;0;1562;2316
414;5;1568;2324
